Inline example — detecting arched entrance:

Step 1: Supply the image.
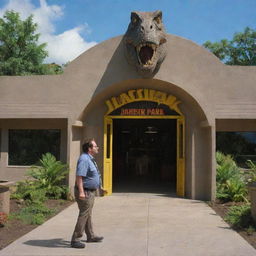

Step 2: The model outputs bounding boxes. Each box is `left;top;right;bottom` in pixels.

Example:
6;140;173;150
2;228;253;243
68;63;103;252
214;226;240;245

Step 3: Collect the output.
103;89;185;196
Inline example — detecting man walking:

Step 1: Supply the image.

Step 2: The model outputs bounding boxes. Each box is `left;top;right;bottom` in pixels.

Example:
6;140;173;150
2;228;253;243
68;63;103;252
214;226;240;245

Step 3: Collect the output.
71;139;107;249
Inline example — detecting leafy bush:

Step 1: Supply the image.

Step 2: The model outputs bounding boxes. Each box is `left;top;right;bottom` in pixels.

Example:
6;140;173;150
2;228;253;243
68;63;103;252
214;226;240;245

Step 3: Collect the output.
12;153;69;202
225;204;254;229
11;180;47;203
13;202;55;225
28;153;69;199
246;160;256;184
10;153;70;226
216;152;248;202
216;152;240;183
217;179;248;202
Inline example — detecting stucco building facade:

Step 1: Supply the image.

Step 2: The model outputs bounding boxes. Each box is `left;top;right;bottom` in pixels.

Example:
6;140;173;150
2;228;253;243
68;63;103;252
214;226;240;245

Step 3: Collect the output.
0;33;256;201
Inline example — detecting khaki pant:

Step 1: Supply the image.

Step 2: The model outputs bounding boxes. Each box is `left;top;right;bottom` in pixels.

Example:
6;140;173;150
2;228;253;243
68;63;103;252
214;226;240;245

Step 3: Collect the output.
71;187;95;242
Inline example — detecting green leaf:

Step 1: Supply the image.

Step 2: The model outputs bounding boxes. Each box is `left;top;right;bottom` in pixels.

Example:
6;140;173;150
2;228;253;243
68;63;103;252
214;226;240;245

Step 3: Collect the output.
0;10;62;75
203;27;256;66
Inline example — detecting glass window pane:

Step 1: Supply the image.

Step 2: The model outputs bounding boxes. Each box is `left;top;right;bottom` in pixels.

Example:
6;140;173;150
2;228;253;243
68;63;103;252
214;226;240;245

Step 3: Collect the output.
8;129;61;165
216;132;256;167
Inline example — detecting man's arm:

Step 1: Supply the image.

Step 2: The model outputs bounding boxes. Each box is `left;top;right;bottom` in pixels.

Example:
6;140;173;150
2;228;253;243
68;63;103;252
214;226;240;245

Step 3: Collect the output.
76;176;88;199
98;172;107;196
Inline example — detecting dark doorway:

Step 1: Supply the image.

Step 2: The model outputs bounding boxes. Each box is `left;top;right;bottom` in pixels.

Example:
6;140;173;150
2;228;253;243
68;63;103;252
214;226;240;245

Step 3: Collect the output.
113;119;177;193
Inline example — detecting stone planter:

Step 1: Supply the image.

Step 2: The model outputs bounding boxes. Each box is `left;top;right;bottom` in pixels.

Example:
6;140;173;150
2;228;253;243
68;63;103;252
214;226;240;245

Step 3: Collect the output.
248;182;256;224
0;181;15;214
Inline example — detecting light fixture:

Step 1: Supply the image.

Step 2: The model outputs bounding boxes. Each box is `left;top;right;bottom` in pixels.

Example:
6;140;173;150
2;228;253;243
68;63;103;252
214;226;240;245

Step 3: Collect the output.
121;130;130;134
144;126;158;134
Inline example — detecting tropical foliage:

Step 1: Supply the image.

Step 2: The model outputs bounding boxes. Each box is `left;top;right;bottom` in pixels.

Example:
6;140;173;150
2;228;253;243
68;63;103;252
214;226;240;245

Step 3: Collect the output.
246;160;256;184
13;153;69;201
12;202;55;225
28;153;69;199
225;205;253;230
11;153;69;225
216;152;248;202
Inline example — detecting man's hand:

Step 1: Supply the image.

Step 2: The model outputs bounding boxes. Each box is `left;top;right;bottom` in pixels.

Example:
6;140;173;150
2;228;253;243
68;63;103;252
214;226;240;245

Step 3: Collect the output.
100;187;108;196
79;191;88;200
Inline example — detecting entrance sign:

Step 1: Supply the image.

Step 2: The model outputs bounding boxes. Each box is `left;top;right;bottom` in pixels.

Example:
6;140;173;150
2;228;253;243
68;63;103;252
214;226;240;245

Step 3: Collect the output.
121;107;164;116
103;89;185;197
110;101;180;116
105;89;182;115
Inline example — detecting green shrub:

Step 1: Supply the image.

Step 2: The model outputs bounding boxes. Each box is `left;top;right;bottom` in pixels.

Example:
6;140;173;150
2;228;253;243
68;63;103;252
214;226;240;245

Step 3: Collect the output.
246;160;256;184
225;204;253;229
216;152;248;202
217;178;248;202
216;152;240;183
28;153;69;199
14;202;55;225
10;153;70;226
11;180;47;203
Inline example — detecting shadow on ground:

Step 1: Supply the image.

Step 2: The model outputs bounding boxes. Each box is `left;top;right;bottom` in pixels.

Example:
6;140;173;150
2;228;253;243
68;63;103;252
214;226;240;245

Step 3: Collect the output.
23;238;70;248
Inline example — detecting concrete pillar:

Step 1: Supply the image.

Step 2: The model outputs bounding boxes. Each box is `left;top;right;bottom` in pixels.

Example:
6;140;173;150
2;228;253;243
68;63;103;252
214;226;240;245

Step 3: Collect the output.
194;125;213;201
0;181;14;214
68;125;83;197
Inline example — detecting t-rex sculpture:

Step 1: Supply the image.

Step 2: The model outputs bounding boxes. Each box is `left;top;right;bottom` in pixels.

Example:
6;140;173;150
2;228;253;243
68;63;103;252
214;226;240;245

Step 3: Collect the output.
123;10;167;78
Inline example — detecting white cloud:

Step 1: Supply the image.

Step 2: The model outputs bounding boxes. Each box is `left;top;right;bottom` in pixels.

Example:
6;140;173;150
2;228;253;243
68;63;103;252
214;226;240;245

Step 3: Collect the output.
0;0;97;64
41;27;97;64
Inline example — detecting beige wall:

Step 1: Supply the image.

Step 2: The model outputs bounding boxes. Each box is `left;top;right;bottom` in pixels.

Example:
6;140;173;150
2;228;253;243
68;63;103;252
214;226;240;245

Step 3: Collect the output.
0;119;67;181
78;79;214;199
0;34;256;200
216;119;256;131
0;34;255;124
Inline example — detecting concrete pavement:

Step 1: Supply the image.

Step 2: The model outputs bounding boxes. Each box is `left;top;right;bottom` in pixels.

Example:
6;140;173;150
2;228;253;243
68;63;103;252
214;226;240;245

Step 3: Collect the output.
0;193;255;256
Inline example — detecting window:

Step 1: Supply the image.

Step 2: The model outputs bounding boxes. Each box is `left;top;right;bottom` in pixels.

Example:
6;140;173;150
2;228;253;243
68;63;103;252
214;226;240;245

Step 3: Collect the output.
8;129;61;166
216;132;256;167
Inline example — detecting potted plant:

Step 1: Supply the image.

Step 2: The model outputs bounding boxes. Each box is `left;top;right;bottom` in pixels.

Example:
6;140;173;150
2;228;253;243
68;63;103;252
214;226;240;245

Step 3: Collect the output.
246;160;256;223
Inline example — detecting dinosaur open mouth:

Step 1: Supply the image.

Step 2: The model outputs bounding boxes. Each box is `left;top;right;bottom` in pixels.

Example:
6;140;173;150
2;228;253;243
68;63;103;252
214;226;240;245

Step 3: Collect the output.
136;43;156;66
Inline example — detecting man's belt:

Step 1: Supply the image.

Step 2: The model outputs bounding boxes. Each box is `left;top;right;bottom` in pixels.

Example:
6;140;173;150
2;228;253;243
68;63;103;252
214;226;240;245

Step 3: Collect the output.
84;188;96;192
74;186;96;192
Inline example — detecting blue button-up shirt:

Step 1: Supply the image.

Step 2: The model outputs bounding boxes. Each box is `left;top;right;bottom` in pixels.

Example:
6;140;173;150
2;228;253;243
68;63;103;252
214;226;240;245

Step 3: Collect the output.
76;153;101;189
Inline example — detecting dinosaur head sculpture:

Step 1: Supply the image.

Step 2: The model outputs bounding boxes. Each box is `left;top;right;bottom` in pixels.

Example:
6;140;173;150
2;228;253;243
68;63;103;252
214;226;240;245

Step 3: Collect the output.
123;10;167;78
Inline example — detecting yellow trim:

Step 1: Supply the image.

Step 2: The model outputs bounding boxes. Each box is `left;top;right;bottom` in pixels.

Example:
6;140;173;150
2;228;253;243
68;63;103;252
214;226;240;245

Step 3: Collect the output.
176;119;185;197
103;90;185;197
103;117;113;195
105;89;182;115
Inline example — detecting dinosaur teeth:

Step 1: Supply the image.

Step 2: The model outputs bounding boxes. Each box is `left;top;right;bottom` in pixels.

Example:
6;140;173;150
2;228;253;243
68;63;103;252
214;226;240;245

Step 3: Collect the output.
136;43;157;66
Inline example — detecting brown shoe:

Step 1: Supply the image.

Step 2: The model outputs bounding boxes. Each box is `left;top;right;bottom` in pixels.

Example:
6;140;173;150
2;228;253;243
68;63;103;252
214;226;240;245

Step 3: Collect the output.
87;236;104;242
71;241;85;248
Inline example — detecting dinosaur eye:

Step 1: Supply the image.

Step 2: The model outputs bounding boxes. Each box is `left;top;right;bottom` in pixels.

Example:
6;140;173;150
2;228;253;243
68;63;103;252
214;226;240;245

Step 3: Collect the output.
154;17;161;24
132;17;137;23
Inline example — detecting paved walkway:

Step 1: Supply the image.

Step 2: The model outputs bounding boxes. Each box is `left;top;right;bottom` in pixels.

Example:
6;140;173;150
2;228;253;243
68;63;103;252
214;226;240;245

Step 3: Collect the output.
0;193;255;256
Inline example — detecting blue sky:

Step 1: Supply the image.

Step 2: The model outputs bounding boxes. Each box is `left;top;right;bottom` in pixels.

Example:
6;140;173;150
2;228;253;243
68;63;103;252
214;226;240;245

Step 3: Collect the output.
0;0;255;64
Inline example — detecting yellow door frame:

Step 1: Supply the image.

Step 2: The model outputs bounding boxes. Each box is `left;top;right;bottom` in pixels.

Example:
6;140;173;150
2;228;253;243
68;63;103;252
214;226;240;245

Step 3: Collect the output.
103;115;185;197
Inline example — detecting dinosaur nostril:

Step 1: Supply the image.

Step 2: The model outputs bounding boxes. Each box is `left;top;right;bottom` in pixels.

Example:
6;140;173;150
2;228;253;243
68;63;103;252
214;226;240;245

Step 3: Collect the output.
150;25;153;29
141;26;144;31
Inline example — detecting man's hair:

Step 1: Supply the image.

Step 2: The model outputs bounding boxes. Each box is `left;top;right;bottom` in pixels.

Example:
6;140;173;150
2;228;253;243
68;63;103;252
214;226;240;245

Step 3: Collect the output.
82;139;95;153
